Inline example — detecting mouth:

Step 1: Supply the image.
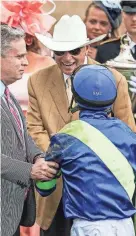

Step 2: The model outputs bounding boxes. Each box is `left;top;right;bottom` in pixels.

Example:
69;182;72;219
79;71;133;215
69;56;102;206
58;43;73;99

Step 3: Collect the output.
62;62;75;67
19;70;24;74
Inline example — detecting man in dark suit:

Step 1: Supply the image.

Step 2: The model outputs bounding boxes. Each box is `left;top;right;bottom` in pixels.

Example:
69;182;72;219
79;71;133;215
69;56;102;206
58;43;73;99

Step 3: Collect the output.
96;1;136;116
96;1;136;63
1;24;59;236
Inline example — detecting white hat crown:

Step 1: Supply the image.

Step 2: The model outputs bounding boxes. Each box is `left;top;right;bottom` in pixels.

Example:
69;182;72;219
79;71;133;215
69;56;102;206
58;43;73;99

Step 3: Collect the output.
53;15;88;42
35;15;106;51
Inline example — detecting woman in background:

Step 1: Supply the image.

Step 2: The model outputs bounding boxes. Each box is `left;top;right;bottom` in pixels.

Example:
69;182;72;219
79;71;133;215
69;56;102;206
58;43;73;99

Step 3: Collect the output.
84;0;122;59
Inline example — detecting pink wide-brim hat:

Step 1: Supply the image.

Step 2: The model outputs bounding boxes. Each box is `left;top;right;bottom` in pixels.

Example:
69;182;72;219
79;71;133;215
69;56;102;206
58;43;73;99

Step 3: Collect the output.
1;0;56;36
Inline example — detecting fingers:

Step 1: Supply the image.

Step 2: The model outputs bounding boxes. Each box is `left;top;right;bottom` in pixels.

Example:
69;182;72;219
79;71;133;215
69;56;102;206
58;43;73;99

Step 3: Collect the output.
42;162;59;177
47;161;59;169
31;160;60;181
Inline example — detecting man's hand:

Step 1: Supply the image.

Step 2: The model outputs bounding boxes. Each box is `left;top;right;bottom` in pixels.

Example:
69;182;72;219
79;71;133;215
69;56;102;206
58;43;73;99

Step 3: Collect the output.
129;76;136;94
30;158;59;181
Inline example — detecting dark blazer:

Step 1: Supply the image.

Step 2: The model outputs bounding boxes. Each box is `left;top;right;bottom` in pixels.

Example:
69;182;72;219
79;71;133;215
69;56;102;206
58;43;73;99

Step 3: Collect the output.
1;92;44;236
96;38;136;63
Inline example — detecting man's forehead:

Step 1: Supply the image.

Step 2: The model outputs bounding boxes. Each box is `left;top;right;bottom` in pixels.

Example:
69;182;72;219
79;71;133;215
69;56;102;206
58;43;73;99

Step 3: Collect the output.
7;39;27;55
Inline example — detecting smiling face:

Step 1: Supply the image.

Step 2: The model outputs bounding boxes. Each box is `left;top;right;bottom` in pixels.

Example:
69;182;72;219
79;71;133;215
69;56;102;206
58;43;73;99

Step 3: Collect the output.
1;38;28;85
54;47;88;75
85;6;112;40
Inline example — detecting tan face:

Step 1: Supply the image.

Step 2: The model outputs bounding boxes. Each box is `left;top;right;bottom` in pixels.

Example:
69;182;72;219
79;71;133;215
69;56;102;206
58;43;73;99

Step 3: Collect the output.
54;47;88;76
85;6;112;39
1;38;28;85
123;12;136;36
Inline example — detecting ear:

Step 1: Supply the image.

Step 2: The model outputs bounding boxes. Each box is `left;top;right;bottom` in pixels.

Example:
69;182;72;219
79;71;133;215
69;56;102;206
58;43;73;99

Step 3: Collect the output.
85;46;89;55
25;34;34;46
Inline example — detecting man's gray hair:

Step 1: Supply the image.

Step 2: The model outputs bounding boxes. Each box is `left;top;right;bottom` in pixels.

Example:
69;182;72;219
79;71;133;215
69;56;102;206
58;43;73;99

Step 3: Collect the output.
1;24;25;57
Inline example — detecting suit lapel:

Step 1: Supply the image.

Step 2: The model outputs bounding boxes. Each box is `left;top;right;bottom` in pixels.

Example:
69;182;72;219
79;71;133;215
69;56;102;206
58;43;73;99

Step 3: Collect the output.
131;49;136;60
50;68;71;123
1;97;24;144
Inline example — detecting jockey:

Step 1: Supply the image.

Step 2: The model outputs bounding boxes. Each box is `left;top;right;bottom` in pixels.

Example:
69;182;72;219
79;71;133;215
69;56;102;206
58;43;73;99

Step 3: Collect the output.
36;64;136;236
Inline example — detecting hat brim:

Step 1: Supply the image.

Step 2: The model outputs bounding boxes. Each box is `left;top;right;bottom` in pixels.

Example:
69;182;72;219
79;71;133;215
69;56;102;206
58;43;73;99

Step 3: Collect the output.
122;6;136;13
35;33;106;51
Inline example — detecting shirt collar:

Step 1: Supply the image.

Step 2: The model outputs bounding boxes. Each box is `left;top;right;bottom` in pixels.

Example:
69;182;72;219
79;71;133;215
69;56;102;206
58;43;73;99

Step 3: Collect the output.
63;56;88;83
0;80;6;97
127;33;136;53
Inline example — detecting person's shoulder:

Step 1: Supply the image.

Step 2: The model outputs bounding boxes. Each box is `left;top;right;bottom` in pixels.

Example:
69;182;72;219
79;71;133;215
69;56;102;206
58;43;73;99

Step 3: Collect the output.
31;63;58;78
87;57;126;86
28;63;60;85
115;119;136;140
99;37;121;47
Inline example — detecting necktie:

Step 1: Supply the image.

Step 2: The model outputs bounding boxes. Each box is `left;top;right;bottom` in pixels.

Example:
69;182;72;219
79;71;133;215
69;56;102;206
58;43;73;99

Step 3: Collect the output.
5;87;22;136
66;77;72;104
131;45;136;60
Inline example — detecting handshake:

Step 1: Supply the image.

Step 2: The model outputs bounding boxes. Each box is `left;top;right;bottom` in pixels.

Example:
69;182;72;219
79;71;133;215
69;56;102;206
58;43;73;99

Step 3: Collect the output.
30;157;59;181
129;75;136;94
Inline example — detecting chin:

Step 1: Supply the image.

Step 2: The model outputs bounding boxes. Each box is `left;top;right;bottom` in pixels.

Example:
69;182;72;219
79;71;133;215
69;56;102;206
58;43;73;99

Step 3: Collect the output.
64;69;75;76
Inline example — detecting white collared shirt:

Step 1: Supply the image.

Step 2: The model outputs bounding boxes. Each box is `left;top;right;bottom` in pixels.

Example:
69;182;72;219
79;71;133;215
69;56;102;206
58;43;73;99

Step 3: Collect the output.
127;33;136;53
0;80;6;97
63;56;88;87
63;56;87;104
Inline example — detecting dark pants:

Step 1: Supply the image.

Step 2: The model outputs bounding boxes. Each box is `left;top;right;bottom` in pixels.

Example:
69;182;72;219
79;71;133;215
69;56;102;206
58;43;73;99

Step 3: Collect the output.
13;226;20;236
40;200;72;236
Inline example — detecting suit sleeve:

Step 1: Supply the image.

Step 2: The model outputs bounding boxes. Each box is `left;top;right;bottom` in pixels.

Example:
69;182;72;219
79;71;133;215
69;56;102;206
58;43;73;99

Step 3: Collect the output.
15;100;45;164
26;74;50;152
1;153;32;187
25;133;45;163
112;71;136;132
35;134;63;197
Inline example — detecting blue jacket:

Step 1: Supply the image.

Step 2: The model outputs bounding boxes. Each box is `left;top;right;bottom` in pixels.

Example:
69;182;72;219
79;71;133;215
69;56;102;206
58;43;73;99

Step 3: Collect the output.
36;110;136;221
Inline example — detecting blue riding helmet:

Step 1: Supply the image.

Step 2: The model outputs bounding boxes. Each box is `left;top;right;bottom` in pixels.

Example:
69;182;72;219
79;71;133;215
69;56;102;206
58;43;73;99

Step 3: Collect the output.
71;64;117;111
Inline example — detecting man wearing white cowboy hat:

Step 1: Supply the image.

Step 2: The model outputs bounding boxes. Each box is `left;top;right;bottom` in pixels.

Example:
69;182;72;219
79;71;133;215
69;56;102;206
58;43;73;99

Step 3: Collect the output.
26;15;136;236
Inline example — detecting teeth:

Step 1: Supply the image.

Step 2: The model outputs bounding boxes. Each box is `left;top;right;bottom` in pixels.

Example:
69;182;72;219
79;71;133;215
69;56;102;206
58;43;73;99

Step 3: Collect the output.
62;62;75;66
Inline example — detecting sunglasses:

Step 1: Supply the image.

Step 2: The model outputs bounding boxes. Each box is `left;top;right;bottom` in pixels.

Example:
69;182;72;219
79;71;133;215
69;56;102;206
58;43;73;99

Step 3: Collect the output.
54;47;82;56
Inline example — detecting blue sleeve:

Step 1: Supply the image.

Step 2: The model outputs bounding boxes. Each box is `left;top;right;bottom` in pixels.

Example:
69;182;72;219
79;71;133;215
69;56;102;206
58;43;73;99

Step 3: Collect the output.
35;134;63;197
45;134;64;164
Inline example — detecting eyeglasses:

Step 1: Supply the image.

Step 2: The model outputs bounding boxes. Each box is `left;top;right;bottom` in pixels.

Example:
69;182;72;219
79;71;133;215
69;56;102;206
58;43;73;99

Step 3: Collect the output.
54;48;82;56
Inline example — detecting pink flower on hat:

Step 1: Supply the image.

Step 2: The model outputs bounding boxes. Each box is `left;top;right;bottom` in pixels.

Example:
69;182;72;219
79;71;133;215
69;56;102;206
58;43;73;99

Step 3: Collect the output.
1;0;56;35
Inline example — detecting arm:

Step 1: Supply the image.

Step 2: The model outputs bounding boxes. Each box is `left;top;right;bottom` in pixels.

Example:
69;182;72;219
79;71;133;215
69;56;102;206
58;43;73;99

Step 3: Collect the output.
1;153;32;187
35;135;62;197
1;153;59;187
112;70;136;132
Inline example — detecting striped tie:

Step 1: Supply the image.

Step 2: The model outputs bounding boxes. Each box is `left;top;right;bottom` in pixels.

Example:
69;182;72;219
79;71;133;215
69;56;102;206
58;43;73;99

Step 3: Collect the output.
5;87;22;136
66;77;72;104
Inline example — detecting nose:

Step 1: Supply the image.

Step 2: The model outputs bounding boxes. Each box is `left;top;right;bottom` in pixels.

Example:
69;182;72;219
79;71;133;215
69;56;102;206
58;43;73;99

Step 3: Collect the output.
132;14;136;21
63;51;73;60
93;22;101;31
22;55;29;66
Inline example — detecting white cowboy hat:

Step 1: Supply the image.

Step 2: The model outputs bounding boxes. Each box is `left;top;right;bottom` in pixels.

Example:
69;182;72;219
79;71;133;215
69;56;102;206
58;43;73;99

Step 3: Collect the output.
35;15;106;51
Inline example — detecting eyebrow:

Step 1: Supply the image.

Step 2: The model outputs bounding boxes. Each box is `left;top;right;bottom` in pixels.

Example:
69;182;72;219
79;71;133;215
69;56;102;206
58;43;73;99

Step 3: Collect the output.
16;52;27;57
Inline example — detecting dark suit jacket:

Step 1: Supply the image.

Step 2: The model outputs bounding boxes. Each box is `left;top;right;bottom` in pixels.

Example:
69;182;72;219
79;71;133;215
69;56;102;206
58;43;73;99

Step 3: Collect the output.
96;38;136;63
1;92;44;236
